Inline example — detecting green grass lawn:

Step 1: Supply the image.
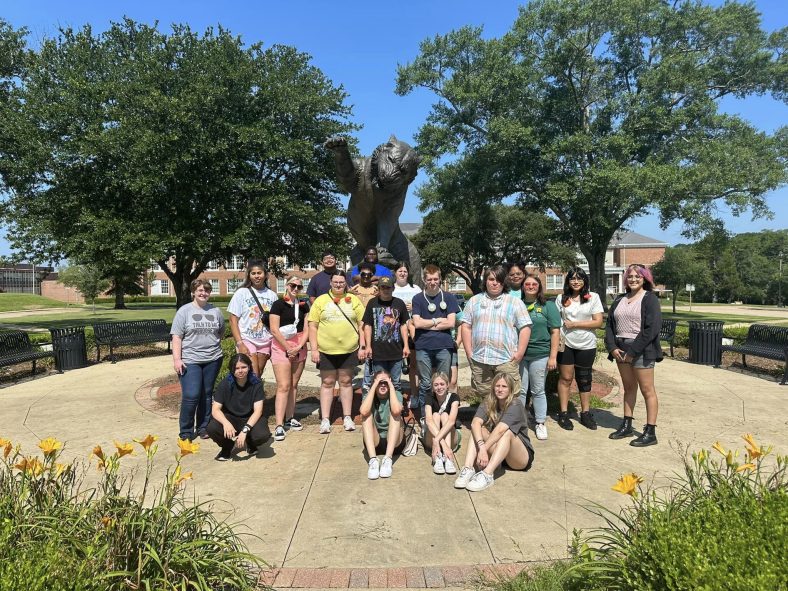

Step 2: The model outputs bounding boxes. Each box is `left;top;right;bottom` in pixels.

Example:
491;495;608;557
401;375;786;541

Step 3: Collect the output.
660;310;785;324
0;293;74;312
1;302;232;330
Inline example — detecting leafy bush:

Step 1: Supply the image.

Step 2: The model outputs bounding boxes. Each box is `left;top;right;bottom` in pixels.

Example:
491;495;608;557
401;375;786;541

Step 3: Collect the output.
0;435;261;591
497;436;787;591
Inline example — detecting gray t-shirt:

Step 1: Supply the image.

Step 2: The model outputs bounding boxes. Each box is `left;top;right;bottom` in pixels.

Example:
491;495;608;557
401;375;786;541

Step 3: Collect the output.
170;302;225;364
474;398;534;454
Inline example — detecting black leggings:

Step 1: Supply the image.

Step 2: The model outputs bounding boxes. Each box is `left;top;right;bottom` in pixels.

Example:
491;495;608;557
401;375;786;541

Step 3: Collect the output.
206;415;270;453
557;346;595;393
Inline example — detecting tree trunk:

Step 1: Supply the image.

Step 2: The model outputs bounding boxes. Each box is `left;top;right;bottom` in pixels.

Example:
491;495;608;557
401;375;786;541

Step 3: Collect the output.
161;255;198;309
587;249;608;312
113;284;126;310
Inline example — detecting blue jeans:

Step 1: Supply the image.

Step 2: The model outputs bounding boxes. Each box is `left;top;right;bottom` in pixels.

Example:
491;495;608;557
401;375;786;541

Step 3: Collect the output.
178;358;223;440
519;356;548;424
371;359;403;393
415;348;452;412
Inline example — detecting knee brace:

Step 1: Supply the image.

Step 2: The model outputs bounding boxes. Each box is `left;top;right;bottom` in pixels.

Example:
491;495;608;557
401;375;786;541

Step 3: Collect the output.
576;366;593;393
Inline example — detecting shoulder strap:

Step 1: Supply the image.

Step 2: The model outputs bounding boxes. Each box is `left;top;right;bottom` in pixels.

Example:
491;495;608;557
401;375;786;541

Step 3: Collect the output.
248;287;267;318
333;298;359;335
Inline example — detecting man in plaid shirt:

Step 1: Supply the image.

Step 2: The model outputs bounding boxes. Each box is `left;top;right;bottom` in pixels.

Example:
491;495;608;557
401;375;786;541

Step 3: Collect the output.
461;265;532;397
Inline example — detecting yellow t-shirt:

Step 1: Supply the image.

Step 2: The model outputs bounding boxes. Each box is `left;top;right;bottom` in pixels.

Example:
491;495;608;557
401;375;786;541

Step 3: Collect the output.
308;293;365;354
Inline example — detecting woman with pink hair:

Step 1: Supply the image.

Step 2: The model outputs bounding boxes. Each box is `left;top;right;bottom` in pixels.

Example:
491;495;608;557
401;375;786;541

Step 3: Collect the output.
604;264;663;447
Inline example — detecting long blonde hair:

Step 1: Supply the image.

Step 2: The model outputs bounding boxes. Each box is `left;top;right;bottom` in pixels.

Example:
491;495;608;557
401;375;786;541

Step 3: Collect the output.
483;373;517;430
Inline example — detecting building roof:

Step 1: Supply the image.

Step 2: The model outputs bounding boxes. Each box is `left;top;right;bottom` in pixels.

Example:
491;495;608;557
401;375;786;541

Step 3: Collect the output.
609;230;667;247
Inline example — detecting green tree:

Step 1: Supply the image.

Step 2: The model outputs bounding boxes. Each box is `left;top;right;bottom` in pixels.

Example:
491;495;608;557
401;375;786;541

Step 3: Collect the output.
396;0;788;308
652;246;709;313
59;265;110;313
413;204;576;293
0;19;355;307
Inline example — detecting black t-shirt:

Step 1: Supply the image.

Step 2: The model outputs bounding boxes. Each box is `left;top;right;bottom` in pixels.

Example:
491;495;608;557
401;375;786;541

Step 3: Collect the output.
426;392;460;414
213;377;264;419
270;298;310;332
362;296;410;361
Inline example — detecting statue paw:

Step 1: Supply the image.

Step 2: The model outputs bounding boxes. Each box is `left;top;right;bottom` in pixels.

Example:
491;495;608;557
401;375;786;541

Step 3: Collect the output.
376;246;397;267
323;136;348;150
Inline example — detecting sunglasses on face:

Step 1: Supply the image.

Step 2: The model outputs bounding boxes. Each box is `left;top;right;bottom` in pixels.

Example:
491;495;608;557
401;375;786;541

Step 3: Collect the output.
360;273;373;278
288;284;303;289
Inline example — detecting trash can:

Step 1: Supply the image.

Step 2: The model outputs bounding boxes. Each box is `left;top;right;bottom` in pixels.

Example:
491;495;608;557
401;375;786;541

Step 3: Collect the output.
50;327;88;371
688;320;723;366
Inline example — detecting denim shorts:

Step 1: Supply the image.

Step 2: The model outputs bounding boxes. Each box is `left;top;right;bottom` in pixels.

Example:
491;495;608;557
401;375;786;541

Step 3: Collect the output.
616;338;655;369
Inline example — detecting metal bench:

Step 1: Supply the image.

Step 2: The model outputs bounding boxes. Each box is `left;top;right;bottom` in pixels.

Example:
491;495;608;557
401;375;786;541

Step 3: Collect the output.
659;319;678;358
92;320;172;363
0;330;55;375
721;323;788;385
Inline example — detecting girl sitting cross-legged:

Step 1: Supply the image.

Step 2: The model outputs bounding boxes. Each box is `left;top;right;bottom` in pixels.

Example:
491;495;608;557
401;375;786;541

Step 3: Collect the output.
454;373;534;492
424;372;460;475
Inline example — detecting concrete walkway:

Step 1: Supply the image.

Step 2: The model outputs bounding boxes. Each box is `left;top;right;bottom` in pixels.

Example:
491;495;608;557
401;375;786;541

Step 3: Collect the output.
1;354;786;588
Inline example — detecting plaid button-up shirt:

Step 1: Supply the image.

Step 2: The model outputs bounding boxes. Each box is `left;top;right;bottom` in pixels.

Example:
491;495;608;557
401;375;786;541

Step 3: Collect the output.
462;293;532;365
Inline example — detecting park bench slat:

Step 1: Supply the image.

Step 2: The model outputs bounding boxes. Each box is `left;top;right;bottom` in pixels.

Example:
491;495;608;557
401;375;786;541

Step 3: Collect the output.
721;323;788;385
0;330;55;376
92;319;172;363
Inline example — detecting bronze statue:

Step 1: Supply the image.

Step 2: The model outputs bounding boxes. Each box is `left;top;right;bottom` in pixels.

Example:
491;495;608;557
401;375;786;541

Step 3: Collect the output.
324;135;422;282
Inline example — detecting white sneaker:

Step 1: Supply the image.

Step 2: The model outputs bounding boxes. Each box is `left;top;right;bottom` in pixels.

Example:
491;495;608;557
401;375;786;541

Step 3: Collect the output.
367;457;380;480
319;418;331;434
288;418;304;431
380;456;393;478
274;425;286;441
535;423;548;441
466;471;494;492
454;466;475;489
343;415;356;431
443;457;457;474
433;454;445;475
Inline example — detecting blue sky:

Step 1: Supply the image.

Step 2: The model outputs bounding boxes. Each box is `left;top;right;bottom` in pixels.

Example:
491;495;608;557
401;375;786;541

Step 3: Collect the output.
2;0;785;258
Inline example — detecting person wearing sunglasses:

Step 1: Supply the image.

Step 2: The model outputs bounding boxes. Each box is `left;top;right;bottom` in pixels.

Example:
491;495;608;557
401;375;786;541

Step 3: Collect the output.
349;261;380;307
269;276;311;441
171;279;225;441
347;246;393;286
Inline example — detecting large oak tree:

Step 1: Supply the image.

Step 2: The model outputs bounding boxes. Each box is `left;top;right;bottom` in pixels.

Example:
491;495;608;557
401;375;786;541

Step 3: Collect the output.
0;19;355;307
396;0;787;306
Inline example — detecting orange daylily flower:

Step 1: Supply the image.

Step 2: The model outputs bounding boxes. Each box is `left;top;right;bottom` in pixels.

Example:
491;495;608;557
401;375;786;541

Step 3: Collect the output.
0;438;11;459
712;441;726;456
113;441;134;458
134;434;159;451
612;473;643;497
173;465;194;486
54;463;69;477
736;463;756;472
38;437;63;457
15;456;44;476
177;438;199;457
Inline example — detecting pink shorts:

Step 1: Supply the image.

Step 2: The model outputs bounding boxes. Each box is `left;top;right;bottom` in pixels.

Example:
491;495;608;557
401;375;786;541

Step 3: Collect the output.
270;334;307;364
239;338;272;356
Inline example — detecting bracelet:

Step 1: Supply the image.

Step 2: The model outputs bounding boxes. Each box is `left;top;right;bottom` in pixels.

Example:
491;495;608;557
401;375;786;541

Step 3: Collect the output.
476;439;485;448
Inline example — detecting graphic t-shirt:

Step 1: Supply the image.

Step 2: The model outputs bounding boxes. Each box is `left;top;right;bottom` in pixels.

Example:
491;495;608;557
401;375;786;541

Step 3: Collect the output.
307;293;365;354
170;302;225;364
411;290;460;351
350;284;379;308
227;286;278;345
362;296;410;361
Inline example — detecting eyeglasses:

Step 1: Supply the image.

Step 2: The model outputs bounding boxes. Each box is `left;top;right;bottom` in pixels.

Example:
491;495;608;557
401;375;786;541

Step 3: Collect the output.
288;284;303;290
360;273;373;278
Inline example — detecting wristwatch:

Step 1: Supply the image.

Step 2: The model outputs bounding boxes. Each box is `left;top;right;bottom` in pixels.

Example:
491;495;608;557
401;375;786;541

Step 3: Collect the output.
241;425;251;434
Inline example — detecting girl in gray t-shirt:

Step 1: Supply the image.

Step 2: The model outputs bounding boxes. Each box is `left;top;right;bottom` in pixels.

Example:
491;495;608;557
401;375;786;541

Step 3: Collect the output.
171;279;225;441
453;373;534;492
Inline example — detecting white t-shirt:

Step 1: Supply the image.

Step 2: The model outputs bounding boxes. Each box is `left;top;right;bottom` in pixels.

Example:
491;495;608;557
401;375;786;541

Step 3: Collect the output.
556;291;604;350
227;286;278;345
392;283;422;305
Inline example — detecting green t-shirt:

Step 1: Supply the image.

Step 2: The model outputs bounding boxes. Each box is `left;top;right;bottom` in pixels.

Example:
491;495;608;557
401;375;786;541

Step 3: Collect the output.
523;299;561;361
364;389;404;439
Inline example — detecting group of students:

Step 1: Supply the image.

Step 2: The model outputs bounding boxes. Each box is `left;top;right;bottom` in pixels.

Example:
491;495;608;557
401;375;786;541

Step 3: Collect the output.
170;252;662;489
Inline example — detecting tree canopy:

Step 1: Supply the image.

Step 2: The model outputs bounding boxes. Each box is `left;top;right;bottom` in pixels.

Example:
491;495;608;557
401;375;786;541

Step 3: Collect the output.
396;0;788;305
0;19;355;307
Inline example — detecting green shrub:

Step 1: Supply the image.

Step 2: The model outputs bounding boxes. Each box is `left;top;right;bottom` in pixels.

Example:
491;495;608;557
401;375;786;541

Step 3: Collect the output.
0;435;262;590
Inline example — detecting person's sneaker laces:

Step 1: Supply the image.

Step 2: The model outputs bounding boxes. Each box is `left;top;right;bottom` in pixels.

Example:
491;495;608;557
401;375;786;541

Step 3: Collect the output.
443;457;457;474
466;471;494;492
454;466;475;489
343;415;356;431
380;456;393;478
274;425;286;441
433;454;445;475
535;423;548;440
288;417;304;431
319;418;331;434
367;457;380;480
579;411;598;430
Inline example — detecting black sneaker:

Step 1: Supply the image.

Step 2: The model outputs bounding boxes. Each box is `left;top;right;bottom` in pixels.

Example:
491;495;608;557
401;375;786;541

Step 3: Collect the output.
579;411;598;430
215;450;232;462
246;443;258;455
557;412;574;430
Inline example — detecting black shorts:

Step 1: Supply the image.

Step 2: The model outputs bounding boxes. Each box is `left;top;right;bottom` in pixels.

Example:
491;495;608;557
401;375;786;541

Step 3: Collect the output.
319;351;359;371
557;346;596;367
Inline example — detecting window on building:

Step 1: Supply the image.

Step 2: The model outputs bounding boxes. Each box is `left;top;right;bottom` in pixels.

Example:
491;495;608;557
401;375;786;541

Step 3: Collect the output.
282;256;292;270
227;255;245;271
276;277;286;293
447;275;467;292
159;280;170;295
301;262;316;270
150;260;161;271
206;260;220;270
546;274;564;290
302;278;310;291
227;278;243;293
210;279;219;293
